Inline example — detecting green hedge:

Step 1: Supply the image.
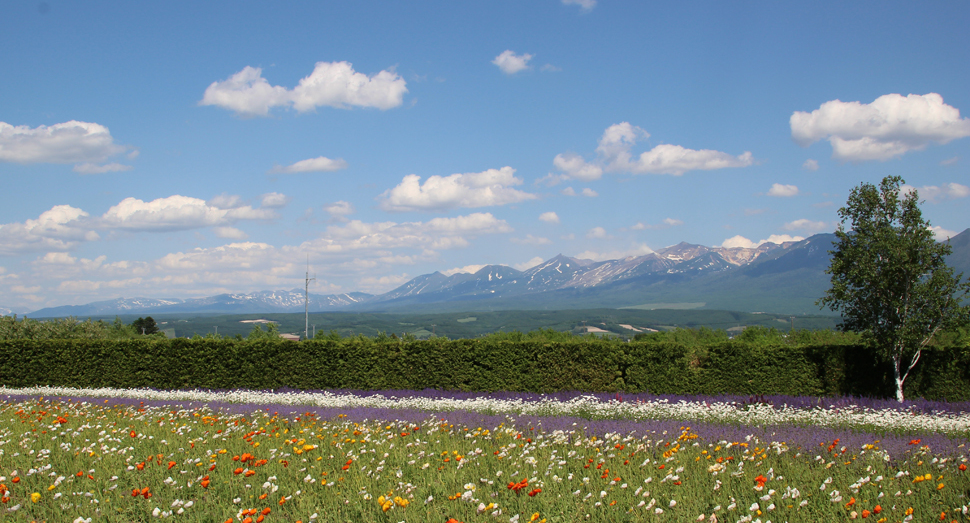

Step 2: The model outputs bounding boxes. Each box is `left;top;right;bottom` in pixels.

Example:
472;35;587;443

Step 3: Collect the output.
1;338;967;400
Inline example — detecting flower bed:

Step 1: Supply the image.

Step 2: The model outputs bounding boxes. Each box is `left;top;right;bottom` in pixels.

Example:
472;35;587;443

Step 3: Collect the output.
0;387;967;522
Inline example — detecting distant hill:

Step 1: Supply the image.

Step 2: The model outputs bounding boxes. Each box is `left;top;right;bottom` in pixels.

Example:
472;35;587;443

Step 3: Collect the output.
27;229;969;318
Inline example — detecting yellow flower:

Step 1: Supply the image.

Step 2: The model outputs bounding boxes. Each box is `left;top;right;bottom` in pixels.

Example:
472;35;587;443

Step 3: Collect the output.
30;492;41;503
936;483;944;490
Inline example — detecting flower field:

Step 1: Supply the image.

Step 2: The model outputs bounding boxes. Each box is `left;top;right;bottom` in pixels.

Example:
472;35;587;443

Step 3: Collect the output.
0;387;967;523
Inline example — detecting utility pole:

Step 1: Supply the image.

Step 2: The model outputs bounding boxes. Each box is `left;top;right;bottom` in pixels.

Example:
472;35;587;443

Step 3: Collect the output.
214;326;218;336
431;324;436;336
790;316;794;332
312;324;316;339
305;255;315;340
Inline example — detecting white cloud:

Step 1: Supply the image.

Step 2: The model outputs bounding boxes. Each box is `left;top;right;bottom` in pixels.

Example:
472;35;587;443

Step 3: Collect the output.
290;62;408;112
575;243;654;262
586;226;609;239
581;188;598;197
200;62;408;117
198;67;289;117
930;225;959;241
323;213;511;248
539;211;560;224
324;200;355;220
510;234;551;245
783;219;829;232
561;187;577;196
767;183;799;197
940;156;959;166
552;153;603;181
631;218;683;230
514;256;546;271
540;64;562;72
260;192;291;209
901;183;970;203
551;122;753;180
73;162;132;174
790;93;970;161
442;264;487;276
269;156;348;174
378;166;537;211
562;0;596;11
721;234;804;248
0;205;98;255
0;120;127;165
802;159;819;171
99;195;275;232
209;193;245;209
492;50;533;75
213;227;248;240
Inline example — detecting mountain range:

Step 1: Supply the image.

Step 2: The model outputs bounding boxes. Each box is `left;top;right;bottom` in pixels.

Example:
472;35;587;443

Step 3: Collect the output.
18;229;970;318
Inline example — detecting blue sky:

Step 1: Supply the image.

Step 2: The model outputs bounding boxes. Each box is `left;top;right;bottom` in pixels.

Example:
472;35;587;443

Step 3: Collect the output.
1;0;968;312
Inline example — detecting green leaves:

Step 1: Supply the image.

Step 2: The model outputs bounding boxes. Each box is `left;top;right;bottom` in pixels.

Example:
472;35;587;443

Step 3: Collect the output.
819;176;970;400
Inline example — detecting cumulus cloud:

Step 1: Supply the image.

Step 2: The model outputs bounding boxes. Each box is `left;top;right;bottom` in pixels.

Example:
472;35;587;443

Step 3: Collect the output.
260;192;291;209
8;213;521;305
269;156;348;174
209;193;245;209
0;205;99;255
767;183;799;197
802;159;819;171
561;187;577;196
581;188;598;197
549;122;753;181
492;50;533;74
721;234;804;248
574;243;655;262
442;264;487;276
901;183;970;203
552;153;603;181
200;62;408;117
562;0;596;11
783;219;829;232
510;234;551;245
0;120;128;165
930;226;959;241
213;226;248;240
324;201;355;221
790;93;970;161
73;162;132;174
378;166;537;212
586;227;609;239
514;256;546;271
99;195;276;232
539;211;560;224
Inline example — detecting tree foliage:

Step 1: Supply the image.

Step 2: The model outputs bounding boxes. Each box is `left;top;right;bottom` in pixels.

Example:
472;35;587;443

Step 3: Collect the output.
818;176;970;401
131;316;160;335
0;315;148;340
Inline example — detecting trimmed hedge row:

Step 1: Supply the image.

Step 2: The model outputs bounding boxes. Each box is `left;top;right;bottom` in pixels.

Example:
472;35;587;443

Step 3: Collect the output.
1;339;968;400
